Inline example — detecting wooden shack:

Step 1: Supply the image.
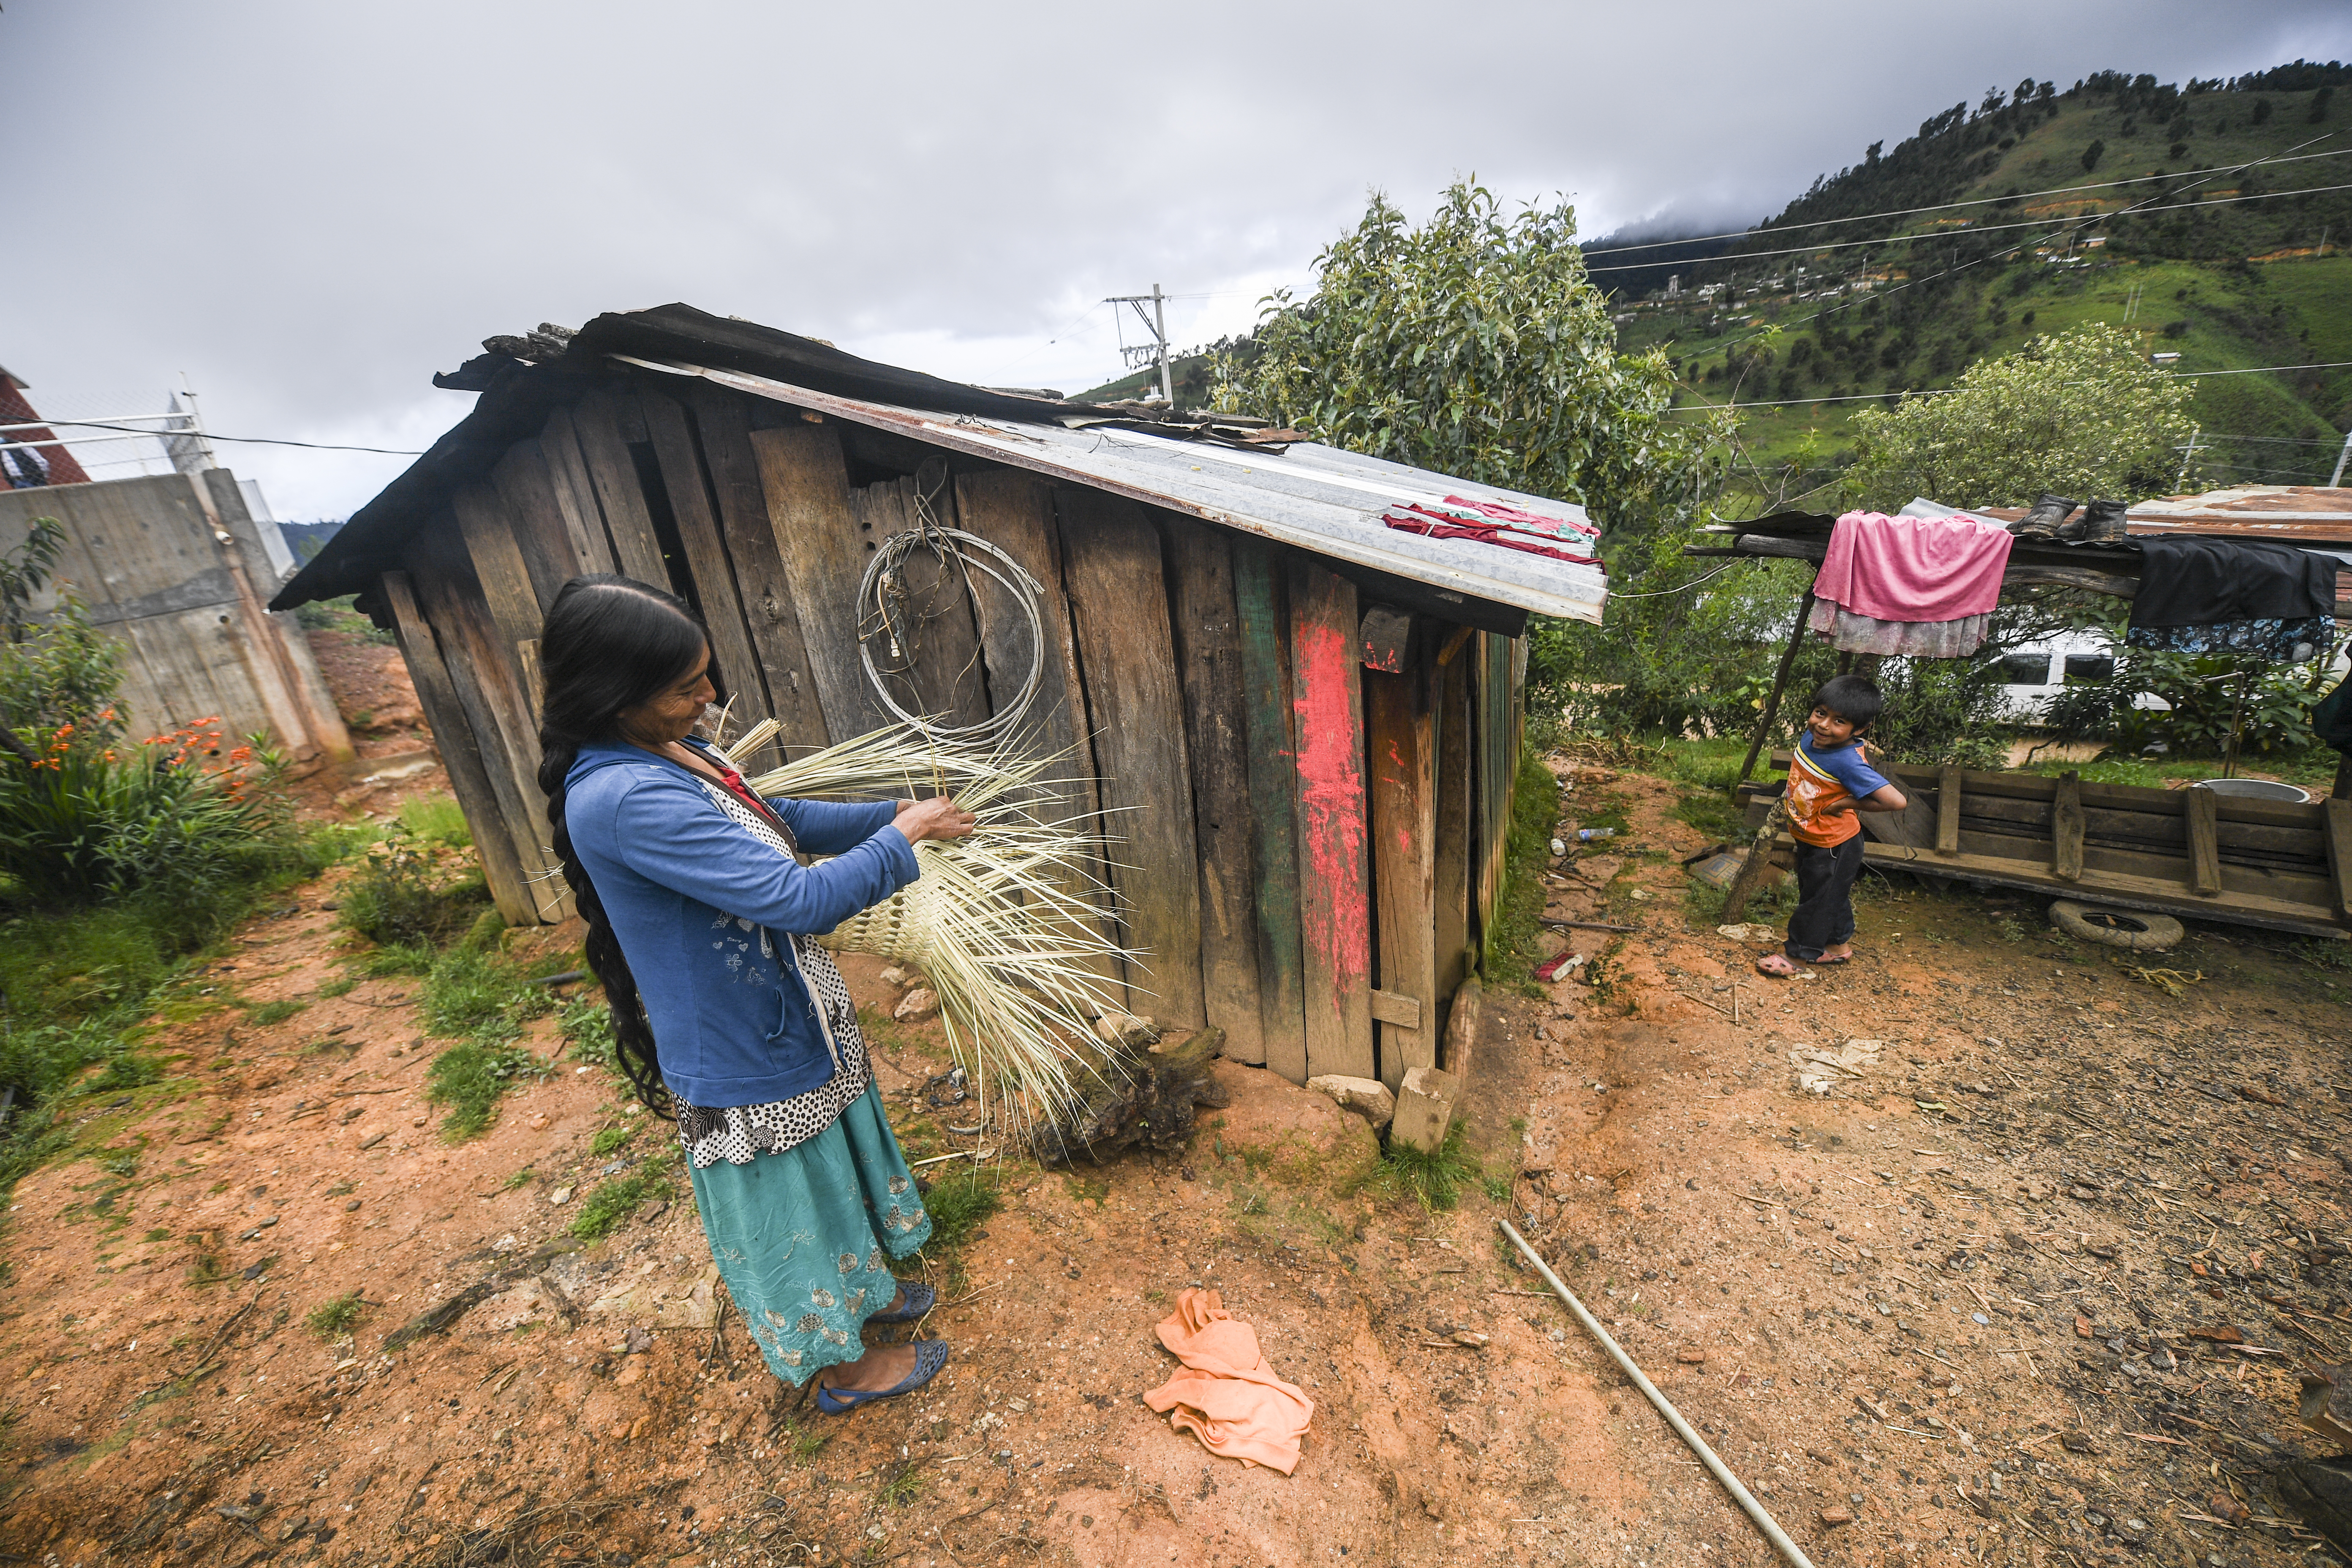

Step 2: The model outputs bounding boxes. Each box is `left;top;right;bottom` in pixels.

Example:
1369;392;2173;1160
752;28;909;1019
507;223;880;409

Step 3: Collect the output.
0;469;351;762
274;305;1609;1090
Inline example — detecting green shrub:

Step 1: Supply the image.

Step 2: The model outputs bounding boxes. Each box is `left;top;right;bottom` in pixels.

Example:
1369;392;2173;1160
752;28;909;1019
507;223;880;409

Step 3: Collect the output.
305;1291;367;1337
560;997;617;1073
569;1150;680;1241
920;1167;1002;1249
339;824;487;950
1375;1120;1481;1211
397;795;471;849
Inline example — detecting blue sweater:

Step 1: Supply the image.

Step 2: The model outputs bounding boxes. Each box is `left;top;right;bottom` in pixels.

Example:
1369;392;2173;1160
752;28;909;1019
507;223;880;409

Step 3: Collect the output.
564;740;919;1108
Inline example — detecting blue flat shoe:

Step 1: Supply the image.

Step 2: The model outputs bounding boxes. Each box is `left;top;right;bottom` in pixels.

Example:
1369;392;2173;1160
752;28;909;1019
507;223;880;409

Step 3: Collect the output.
867;1278;936;1326
815;1339;949;1415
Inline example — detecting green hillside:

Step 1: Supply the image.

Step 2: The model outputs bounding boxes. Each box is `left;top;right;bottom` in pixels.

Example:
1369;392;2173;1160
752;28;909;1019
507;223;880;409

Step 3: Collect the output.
1615;63;2352;498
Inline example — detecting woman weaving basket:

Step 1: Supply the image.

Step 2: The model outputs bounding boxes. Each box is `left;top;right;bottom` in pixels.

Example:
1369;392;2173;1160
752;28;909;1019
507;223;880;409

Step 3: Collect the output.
537;575;976;1412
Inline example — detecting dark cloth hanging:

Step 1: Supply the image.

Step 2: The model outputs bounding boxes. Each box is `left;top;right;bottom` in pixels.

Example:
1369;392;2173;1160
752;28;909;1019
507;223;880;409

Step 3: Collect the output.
2128;538;2337;629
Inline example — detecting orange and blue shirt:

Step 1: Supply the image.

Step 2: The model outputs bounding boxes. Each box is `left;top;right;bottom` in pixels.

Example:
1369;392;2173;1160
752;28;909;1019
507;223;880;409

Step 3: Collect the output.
1785;734;1890;847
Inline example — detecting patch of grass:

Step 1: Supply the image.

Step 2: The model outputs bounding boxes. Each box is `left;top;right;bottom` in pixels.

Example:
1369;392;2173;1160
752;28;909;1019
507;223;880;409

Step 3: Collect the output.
87;1052;162;1094
1483;749;1564;991
244;998;307;1027
359;942;436;978
97;1146;141;1179
784;1423;829;1463
397;795;472;849
589;1123;637;1159
315;976;357;999
501;1166;536;1192
1374;1120;1481;1211
878;1461;923;1507
304;1291;366;1337
920;1168;1002;1249
340;822;489;950
568;1149;681;1241
425;1040;553;1140
560;998;617;1074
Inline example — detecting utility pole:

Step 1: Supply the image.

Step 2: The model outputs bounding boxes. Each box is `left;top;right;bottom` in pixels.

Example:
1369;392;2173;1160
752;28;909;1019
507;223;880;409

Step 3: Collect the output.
1105;285;1175;406
2175;423;2200;491
2328;428;2352;488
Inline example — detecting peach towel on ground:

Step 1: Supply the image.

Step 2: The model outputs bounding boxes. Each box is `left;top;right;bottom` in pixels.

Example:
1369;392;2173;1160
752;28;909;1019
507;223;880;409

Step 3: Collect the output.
1141;1288;1314;1473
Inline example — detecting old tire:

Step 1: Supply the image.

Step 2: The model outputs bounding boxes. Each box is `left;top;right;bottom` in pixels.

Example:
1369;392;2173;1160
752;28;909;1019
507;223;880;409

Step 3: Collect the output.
2048;899;2183;953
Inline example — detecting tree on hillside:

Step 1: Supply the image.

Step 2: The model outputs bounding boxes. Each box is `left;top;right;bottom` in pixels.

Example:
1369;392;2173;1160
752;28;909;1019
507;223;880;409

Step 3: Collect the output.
1214;180;1721;539
1844;323;2198;509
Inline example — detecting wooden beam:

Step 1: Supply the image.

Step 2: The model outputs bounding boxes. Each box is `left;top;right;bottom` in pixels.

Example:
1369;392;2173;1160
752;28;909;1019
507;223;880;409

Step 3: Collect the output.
1365;665;1436;1091
863;460;992;734
1359;604;1413;673
2186;783;2223;896
683;382;831;754
1231;537;1307;1082
1431;637;1474;1007
536;407;618;577
638;389;771;725
950;467;1122;1003
1288;557;1373;1081
1057;487;1207;1029
1369;989;1423;1029
489;439;583;611
450;481;546;651
2325;798;2352;919
1162;513;1268;1065
380;570;536;926
749;423;885;746
1740;587;1816;786
1935;762;1963;855
2051;771;2085;882
569;387;671;590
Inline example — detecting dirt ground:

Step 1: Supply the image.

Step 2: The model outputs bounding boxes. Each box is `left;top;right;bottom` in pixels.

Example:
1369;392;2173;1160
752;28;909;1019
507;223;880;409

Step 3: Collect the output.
4;703;2350;1568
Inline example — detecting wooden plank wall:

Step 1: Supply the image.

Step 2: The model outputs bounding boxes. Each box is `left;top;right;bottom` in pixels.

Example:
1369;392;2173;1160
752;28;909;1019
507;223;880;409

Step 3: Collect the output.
368;376;1535;1105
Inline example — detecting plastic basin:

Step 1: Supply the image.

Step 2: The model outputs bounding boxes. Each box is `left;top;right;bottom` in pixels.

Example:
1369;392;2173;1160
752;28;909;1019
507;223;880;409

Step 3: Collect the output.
2192;778;2312;804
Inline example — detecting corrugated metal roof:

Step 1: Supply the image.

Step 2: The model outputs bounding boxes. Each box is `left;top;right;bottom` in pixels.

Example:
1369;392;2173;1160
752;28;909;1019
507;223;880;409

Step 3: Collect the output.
272;303;1608;624
624;358;1606;624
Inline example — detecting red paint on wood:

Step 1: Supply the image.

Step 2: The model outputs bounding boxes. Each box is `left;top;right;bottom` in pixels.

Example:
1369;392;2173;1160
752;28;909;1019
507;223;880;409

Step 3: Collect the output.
1291;615;1371;982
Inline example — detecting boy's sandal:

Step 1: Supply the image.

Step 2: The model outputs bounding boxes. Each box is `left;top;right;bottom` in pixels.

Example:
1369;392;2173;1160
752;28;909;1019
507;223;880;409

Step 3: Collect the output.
866;1278;936;1326
1811;953;1852;966
814;1339;950;1415
1753;954;1801;978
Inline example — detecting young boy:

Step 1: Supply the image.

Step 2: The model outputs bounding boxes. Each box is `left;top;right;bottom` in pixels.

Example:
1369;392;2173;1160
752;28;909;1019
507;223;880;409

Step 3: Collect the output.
1755;675;1908;977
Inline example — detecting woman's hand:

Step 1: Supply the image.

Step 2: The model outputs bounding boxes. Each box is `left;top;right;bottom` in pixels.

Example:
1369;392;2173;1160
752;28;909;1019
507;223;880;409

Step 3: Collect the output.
893;795;978;845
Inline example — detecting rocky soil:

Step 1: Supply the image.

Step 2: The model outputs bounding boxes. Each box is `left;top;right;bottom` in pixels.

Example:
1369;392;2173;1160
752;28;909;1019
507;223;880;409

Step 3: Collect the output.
1;747;2347;1568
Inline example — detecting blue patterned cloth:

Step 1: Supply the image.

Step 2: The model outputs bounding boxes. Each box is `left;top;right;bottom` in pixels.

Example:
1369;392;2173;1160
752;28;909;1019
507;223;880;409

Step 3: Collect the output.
687;1081;933;1384
2122;616;2335;664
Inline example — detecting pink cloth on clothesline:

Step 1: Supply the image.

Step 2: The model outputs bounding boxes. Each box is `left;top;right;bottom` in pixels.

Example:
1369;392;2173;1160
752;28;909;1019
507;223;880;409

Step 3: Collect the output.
1810;510;2013;624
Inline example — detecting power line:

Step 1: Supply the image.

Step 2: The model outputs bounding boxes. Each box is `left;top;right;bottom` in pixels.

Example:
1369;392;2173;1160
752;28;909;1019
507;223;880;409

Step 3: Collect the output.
1581;146;2352;259
1587;181;2352;274
1668;359;2352;412
8;418;425;455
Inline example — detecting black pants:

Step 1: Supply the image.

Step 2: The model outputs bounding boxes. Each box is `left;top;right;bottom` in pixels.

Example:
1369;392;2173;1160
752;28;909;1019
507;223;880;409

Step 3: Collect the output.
1785;835;1864;962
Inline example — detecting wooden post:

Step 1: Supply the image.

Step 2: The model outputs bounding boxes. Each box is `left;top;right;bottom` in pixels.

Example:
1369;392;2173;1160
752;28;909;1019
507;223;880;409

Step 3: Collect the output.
2052;771;2085;882
749;422;885;746
450;482;547;651
488;440;585;610
1719;794;1789;926
1365;664;1436;1091
536;408;618;577
2323;797;2352;918
2185;784;2222;896
569;388;671;589
1288;557;1373;1082
381;571;537;926
637;390;772;725
1058;489;1207;1029
1232;538;1307;1082
863;460;993;734
1740;588;1817;786
684;383;831;754
953;468;1122;1004
1162;514;1268;1065
1431;631;1474;1009
1935;763;1963;855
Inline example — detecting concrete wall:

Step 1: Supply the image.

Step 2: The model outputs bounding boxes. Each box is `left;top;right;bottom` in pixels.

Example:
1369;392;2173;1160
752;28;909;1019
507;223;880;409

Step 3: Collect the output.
0;470;351;760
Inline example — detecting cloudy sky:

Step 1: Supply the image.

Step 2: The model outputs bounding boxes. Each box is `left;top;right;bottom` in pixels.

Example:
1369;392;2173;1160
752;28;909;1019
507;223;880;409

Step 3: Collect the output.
11;1;2349;520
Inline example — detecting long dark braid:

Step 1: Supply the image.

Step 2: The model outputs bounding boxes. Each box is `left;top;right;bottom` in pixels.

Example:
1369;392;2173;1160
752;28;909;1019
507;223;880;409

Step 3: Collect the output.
535;574;721;1116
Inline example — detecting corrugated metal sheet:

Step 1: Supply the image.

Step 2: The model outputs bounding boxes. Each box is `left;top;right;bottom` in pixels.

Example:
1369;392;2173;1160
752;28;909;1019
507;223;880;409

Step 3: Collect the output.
623;357;1608;626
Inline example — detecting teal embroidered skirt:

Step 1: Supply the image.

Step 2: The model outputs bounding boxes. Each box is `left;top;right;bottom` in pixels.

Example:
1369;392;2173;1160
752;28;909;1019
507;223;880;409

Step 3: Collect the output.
688;1081;933;1384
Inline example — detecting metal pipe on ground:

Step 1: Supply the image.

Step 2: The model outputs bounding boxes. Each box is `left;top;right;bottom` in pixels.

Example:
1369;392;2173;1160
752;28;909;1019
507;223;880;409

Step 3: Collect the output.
1497;1218;1820;1568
